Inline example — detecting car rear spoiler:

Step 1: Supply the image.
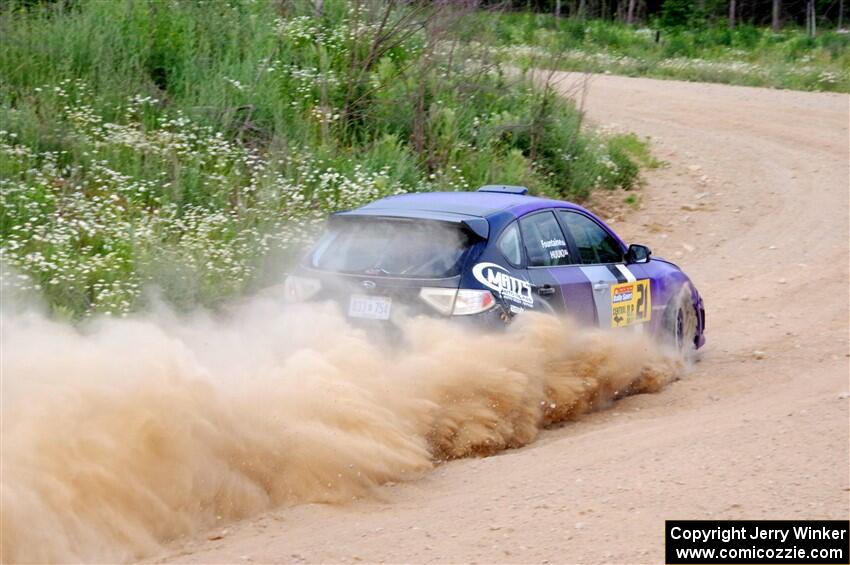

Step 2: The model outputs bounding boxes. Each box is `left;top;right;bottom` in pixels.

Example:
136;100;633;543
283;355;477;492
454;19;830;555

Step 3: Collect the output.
331;209;490;239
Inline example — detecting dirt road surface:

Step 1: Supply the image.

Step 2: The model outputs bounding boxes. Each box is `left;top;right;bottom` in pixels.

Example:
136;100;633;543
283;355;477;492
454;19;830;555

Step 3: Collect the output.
159;75;849;564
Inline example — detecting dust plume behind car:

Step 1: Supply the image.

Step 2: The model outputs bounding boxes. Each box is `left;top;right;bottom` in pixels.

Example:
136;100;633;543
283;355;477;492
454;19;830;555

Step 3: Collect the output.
1;289;681;563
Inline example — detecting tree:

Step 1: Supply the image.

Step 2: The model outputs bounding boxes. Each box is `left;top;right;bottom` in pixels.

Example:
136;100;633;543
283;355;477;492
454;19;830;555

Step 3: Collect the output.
806;0;816;36
771;0;781;31
728;0;736;28
660;0;697;28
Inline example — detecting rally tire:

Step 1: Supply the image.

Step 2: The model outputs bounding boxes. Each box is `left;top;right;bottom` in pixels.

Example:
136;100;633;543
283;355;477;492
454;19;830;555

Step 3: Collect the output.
663;285;698;354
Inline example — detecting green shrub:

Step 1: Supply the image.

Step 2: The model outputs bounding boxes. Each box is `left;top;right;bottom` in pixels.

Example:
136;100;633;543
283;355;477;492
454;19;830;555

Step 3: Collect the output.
663;33;696;57
730;25;762;49
818;31;850;57
476;12;849;92
561;19;588;45
0;0;644;318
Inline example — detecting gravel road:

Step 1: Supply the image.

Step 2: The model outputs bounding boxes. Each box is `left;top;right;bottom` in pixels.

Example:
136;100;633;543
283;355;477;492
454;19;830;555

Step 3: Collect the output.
159;74;849;565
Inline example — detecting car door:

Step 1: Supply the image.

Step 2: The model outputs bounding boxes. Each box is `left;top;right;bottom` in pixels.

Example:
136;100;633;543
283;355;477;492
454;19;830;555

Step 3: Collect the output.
516;210;597;324
556;209;651;330
477;219;535;315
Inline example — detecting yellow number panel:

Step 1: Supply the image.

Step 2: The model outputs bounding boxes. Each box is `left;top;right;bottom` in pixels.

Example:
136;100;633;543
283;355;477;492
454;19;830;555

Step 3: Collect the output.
610;279;652;328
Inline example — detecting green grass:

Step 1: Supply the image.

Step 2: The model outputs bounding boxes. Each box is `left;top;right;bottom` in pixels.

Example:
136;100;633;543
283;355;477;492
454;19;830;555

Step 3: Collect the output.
0;0;647;318
471;12;850;92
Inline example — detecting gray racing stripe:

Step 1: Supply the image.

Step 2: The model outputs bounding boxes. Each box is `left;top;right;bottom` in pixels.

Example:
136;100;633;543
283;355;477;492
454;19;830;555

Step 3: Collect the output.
579;265;620;327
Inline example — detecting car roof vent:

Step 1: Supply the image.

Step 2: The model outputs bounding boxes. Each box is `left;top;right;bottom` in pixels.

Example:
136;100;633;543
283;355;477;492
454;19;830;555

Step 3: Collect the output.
477;185;529;195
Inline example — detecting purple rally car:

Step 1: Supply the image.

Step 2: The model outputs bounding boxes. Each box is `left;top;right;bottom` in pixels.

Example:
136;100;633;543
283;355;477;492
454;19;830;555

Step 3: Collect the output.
285;185;705;350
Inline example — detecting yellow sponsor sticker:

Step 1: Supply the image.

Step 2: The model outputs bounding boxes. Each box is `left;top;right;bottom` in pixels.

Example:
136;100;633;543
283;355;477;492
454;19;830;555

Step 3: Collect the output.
610;279;652;328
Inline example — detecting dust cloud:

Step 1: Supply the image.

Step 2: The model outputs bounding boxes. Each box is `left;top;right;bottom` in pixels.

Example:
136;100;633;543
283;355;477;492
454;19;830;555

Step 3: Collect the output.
0;292;681;563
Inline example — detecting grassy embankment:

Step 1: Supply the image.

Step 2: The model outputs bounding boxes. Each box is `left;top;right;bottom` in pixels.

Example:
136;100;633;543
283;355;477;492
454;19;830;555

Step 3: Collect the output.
472;12;849;92
0;0;655;319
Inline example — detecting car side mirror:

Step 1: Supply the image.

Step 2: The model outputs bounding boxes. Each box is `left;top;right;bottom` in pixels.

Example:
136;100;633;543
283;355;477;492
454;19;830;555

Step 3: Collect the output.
626;244;651;264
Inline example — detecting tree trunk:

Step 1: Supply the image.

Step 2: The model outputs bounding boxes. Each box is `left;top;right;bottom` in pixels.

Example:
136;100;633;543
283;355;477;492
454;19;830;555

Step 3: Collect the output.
771;0;780;31
811;0;816;36
627;0;637;24
728;0;736;28
806;0;816;37
578;0;587;20
839;0;844;29
555;0;562;17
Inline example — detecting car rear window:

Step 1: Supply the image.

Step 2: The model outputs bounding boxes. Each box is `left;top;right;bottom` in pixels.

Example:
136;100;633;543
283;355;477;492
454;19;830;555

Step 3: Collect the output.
310;219;474;278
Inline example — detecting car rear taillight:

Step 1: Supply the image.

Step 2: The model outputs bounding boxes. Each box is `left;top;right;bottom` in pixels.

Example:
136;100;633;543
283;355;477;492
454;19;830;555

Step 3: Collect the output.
283;275;322;303
419;288;496;316
418;287;456;315
453;289;496;315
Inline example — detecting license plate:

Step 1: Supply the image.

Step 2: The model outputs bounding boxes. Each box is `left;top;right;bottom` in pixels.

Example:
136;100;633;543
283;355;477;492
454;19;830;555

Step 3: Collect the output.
348;295;392;320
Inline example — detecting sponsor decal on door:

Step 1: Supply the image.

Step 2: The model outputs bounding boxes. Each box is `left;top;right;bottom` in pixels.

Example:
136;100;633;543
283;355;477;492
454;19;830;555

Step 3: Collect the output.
472;262;534;308
610;279;651;327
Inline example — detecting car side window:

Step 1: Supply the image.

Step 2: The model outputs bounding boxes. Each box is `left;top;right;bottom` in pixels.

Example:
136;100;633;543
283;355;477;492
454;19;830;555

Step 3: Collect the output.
518;211;570;267
558;210;623;264
498;222;523;266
